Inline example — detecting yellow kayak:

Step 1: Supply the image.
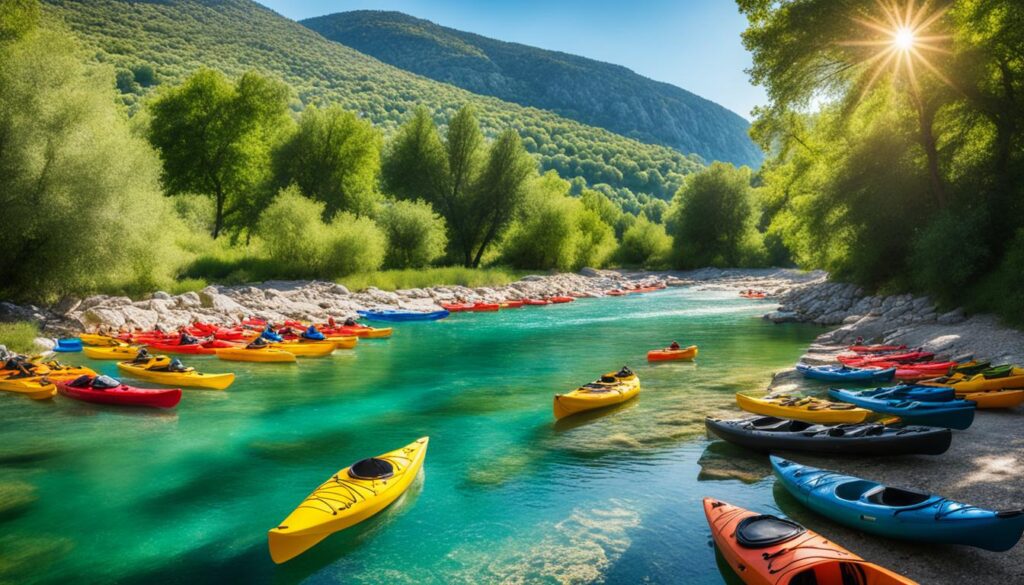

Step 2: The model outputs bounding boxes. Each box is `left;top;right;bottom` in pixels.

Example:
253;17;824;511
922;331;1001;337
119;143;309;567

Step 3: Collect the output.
215;346;296;363
959;389;1024;409
270;341;335;358
735;393;871;424
324;336;359;349
29;361;96;380
79;333;125;347
268;436;429;564
117;357;235;390
923;369;1024;392
553;369;640;420
0;376;57;400
83;345;141;360
357;327;392;339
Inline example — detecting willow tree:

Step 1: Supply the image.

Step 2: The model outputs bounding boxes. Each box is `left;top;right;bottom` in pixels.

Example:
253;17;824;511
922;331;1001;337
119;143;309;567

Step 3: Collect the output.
0;18;181;301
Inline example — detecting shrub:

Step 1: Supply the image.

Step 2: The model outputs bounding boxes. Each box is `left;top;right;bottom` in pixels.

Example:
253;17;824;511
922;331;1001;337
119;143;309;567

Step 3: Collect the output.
618;215;672;268
323;213;387;275
574;209;617;269
911;207;989;304
378;200;447;268
256;185;327;275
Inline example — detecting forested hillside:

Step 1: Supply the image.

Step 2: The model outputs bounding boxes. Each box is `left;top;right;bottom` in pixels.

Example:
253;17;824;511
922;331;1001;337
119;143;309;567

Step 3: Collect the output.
40;0;705;210
302;10;762;168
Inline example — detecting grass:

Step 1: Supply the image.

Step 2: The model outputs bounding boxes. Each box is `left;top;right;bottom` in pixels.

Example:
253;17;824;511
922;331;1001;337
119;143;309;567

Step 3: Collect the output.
339;267;530;291
0;322;41;354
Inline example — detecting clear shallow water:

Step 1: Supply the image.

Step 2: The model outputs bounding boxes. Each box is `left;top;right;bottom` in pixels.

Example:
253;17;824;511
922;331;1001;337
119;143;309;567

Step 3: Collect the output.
0;288;818;584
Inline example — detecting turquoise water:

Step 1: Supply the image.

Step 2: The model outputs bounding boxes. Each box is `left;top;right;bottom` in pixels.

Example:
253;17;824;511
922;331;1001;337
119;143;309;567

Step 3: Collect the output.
0;288;819;584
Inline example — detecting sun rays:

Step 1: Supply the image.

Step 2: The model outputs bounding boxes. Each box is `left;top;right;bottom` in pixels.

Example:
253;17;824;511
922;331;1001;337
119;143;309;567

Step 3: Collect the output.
839;0;954;99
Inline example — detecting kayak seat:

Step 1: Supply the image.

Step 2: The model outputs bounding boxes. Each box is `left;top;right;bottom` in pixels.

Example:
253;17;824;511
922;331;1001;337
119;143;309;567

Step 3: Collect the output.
735;514;805;548
68;375;93;388
348;458;394;480
865;486;931;507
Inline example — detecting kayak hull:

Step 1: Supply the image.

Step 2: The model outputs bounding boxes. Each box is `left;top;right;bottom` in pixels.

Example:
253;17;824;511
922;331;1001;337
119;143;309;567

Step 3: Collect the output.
958;390;1024;409
735;393;871;424
705;416;952;456
268;437;429;563
215;347;296;363
83;345;141;360
554;375;640;420
57;380;181;408
356;309;449;322
828;388;976;429
704;498;917;585
772;456;1024;552
795;363;896;383
0;377;57;400
270;342;335;358
117;361;235;390
647;345;698;362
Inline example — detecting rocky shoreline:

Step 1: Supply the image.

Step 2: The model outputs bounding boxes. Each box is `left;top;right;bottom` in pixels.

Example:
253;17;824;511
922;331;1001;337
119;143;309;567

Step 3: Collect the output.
1;267;823;346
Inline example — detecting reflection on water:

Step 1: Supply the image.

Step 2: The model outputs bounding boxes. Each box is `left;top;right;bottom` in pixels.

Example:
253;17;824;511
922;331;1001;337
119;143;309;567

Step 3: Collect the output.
0;288;818;584
697;440;772;484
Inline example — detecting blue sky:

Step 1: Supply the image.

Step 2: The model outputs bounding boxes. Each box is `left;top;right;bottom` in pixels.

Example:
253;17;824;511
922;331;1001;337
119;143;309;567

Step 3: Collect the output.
256;0;765;119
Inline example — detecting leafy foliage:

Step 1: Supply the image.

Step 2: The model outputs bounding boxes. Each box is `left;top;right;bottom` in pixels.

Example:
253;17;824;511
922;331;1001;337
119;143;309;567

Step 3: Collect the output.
741;0;1024;321
42;0;706;210
383;106;535;266
667;162;766;268
503;172;616;271
0;23;185;302
148;69;293;238
378;200;447;269
617;215;673;269
0;322;40;354
274;105;382;218
302;10;762;168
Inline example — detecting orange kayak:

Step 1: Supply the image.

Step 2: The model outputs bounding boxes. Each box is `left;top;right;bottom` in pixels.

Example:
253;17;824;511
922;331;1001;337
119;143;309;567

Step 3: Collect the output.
647;345;698;362
704;498;917;585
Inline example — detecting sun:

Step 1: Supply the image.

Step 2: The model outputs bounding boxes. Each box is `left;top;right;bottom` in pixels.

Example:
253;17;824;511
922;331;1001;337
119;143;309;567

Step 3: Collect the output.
892;26;916;51
839;0;954;97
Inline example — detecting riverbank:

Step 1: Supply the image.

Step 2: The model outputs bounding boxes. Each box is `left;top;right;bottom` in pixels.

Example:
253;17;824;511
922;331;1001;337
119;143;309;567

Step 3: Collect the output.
754;278;1024;584
1;267;822;344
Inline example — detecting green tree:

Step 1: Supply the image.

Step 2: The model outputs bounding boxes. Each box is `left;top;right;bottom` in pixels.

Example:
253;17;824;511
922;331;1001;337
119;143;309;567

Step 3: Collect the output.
382;106;536;266
378;200;447;268
148;69;292;238
275;104;382;218
256;185;326;273
0;0;38;42
617;215;672;269
0;24;183;301
667;162;766;268
381;107;445;202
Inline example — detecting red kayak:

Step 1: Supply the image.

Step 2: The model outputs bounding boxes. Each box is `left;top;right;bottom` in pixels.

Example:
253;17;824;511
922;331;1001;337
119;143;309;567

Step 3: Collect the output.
500;300;524;308
441;303;475;312
548;296;575;304
146;339;239;355
848;344;908;354
57;376;181;409
523;299;550;306
469;302;500;312
605;289;626;296
838;350;933;365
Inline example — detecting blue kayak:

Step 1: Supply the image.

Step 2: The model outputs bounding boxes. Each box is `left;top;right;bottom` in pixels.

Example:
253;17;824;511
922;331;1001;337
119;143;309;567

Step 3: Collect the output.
828;388;975;429
772;456;1024;551
54;338;83;352
795;363;896;383
842;384;956;402
357;309;450;322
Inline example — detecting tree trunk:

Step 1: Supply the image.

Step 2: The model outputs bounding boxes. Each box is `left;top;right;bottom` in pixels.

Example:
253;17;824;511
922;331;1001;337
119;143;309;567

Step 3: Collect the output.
212;183;225;239
911;90;946;209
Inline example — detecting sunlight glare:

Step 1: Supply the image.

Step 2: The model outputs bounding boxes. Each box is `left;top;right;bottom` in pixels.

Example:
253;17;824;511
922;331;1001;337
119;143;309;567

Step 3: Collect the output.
893;26;915;51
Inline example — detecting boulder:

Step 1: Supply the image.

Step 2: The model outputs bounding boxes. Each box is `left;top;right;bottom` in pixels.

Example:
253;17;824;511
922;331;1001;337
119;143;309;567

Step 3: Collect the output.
937;308;966;325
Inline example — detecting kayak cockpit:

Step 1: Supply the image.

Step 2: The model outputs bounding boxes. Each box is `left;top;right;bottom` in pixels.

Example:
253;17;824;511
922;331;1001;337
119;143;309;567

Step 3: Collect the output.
864;485;932;507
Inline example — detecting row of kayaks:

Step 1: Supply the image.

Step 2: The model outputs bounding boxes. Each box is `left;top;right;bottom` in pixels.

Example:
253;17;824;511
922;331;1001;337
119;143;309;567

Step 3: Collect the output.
440;297;574;312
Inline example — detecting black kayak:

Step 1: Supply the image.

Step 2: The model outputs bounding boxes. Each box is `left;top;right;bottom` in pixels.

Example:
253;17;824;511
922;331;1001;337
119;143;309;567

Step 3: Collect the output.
704;416;952;456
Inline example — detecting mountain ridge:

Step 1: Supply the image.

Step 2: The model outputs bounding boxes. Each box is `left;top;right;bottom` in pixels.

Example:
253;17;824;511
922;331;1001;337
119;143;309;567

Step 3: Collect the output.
301;9;762;168
41;0;705;210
